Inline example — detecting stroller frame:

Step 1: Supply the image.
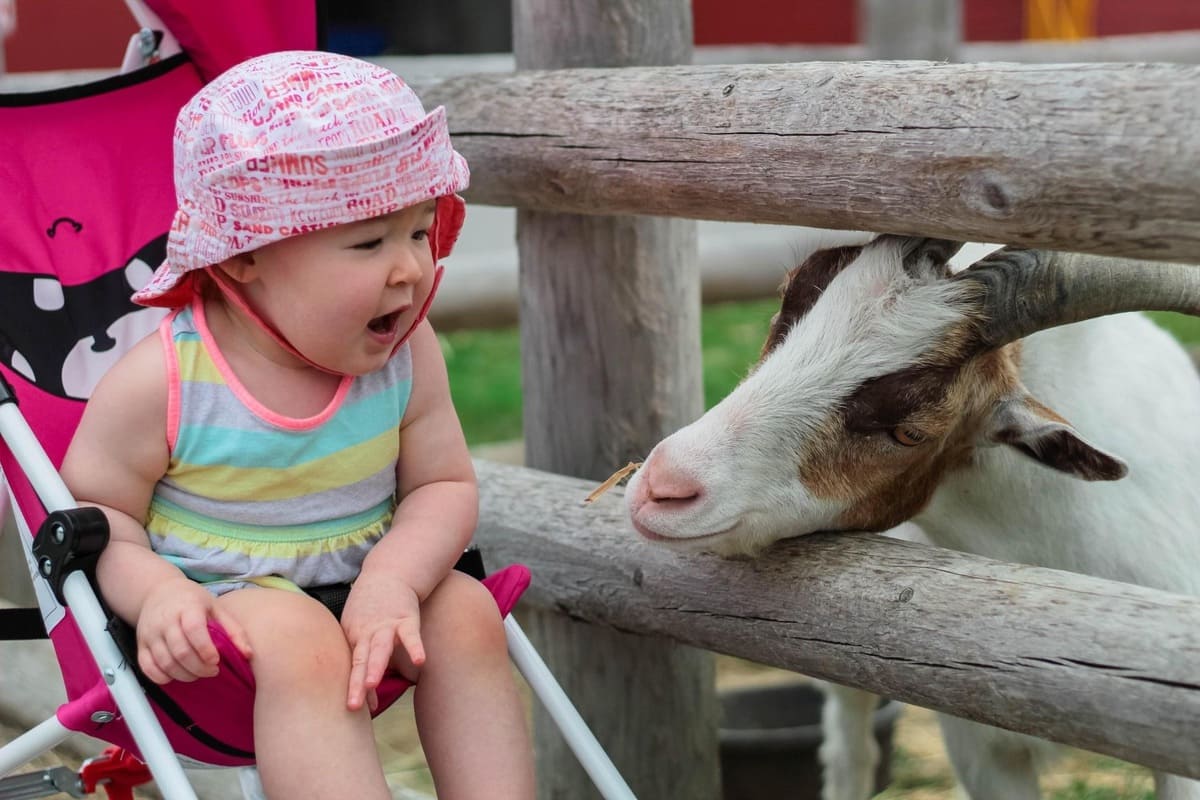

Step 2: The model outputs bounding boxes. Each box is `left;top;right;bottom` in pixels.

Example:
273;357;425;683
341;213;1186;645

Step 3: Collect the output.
0;369;635;799
0;373;194;799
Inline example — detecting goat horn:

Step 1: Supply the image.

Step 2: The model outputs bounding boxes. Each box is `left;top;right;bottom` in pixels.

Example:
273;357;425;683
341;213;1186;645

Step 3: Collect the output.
957;248;1200;350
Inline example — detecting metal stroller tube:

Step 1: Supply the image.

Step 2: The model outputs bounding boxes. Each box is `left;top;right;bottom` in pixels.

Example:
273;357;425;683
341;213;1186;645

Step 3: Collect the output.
504;617;637;800
0;399;200;800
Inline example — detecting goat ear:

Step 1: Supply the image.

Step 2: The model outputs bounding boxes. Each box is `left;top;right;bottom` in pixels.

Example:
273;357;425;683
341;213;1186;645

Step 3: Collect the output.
983;394;1128;481
872;235;964;278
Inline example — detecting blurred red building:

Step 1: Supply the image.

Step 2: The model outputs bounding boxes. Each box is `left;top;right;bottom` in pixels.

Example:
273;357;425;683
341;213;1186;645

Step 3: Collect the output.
5;0;1200;72
692;0;1200;45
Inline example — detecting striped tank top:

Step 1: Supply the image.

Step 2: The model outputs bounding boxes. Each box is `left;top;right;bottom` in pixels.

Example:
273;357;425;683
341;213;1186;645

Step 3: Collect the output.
145;297;412;595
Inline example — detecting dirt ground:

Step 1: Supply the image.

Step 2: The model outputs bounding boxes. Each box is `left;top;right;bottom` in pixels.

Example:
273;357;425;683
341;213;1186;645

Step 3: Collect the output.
1;655;1155;799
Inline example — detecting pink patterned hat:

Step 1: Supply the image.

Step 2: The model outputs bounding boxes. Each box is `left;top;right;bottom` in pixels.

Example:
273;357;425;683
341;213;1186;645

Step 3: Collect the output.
133;50;469;308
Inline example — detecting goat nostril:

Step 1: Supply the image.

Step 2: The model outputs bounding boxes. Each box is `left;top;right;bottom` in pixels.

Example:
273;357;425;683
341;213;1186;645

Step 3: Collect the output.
647;479;703;506
637;450;704;508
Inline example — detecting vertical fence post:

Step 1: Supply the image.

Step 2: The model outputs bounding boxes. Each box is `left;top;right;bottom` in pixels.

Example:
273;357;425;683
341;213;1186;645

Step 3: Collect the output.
860;0;961;60
511;1;720;798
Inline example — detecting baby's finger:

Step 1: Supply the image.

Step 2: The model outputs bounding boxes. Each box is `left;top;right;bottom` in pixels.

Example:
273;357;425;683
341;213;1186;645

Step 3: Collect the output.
212;606;254;660
138;646;171;685
165;623;216;678
362;628;396;690
367;688;379;714
346;640;370;710
148;639;196;683
395;619;425;668
179;607;219;666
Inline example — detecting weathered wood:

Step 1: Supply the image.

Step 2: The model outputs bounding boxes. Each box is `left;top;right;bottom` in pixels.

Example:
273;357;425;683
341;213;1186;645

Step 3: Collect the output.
412;60;1200;262
860;0;961;61
472;459;1200;779
512;2;719;799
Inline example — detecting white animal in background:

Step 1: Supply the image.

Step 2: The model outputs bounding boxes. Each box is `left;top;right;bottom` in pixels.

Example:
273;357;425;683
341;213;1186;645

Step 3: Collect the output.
625;236;1200;800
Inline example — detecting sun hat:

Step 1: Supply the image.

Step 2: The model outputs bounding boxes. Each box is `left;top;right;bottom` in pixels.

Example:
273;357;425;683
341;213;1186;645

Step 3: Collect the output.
132;50;469;308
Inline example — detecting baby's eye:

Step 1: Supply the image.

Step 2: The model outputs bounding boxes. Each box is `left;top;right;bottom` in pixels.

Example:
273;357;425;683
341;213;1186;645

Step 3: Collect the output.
352;238;383;251
412;229;429;242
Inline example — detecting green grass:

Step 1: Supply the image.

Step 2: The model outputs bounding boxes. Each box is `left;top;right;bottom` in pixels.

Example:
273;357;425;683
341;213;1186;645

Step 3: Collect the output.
1050;781;1154;800
877;744;957;794
699;299;780;410
439;326;525;445
443;303;1200;447
1147;311;1200;345
442;298;778;446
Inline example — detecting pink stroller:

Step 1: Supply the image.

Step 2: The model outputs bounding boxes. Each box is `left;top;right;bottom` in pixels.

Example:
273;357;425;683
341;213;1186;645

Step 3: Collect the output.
0;2;633;797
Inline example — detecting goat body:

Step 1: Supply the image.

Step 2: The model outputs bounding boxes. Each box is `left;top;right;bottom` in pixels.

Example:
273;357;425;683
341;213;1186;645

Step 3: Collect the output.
924;312;1200;592
626;237;1200;800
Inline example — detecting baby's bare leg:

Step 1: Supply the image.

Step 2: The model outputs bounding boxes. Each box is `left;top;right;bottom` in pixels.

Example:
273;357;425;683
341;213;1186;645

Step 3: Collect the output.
404;571;535;800
217;588;391;800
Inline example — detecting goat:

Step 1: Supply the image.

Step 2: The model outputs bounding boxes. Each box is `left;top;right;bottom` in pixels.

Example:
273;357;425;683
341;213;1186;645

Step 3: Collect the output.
625;236;1200;800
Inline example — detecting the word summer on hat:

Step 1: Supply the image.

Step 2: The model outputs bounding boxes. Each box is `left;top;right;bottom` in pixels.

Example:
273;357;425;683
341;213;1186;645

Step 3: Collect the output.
133;50;469;308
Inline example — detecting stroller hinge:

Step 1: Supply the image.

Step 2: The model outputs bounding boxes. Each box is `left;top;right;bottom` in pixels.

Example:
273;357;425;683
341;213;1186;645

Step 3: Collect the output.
31;508;111;607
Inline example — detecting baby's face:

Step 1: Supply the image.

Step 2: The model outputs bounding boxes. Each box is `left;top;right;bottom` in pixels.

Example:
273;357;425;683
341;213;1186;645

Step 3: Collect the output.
242;201;438;375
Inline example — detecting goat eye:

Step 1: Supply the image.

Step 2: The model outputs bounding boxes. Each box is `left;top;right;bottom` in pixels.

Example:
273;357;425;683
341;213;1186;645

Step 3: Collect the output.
891;427;926;447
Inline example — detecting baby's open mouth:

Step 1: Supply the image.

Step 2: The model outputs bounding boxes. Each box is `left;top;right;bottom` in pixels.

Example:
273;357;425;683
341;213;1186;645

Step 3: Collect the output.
368;311;400;334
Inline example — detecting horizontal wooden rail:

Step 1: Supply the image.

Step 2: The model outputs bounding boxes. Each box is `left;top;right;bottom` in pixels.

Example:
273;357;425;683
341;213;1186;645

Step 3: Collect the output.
412;61;1200;262
472;459;1200;779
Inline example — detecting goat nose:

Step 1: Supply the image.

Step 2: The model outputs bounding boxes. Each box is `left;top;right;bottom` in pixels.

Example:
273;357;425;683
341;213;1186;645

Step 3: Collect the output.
643;454;703;505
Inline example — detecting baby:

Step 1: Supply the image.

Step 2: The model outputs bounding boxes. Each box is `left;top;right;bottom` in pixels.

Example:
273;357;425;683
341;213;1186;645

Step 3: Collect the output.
61;50;534;799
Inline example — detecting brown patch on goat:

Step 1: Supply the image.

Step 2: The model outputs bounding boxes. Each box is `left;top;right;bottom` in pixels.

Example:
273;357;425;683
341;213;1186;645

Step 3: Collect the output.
800;345;1022;531
1016;394;1068;425
761;245;864;359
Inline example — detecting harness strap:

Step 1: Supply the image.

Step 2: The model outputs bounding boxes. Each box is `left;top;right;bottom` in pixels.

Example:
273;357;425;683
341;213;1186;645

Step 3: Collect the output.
0;607;48;640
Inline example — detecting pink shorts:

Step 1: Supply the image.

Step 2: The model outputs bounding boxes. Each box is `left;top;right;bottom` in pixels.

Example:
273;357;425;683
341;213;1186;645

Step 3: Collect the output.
60;565;531;767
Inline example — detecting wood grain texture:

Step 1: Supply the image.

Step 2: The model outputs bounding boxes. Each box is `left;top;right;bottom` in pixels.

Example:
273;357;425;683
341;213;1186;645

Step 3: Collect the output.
859;0;961;60
518;211;703;477
517;209;716;800
511;3;720;798
412;60;1200;261
473;459;1200;780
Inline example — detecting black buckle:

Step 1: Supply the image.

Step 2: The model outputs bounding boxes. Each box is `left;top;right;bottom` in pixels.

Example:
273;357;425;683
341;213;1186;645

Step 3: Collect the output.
0;371;16;406
32;507;110;606
454;545;487;580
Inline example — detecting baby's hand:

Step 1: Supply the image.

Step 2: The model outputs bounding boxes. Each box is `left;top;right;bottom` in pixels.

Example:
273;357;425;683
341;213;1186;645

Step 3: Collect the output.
135;578;252;684
340;578;424;711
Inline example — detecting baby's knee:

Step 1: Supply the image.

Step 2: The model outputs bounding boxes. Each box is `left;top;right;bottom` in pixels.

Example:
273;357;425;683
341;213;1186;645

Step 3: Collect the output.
424;571;506;654
227;591;351;686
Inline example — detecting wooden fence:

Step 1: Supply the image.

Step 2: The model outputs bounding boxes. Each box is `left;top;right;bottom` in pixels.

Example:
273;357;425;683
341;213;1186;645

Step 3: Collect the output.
411;60;1200;261
409;2;1200;797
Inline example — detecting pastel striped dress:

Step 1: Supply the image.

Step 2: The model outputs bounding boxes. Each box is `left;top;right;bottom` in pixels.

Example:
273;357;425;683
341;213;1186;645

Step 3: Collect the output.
144;298;410;595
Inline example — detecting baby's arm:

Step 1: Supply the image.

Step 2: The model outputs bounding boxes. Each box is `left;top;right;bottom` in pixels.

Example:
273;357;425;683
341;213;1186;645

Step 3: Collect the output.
60;334;251;683
341;320;478;708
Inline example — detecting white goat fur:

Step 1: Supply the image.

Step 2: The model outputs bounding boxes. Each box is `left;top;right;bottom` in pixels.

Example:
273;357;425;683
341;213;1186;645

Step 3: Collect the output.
625;239;1200;799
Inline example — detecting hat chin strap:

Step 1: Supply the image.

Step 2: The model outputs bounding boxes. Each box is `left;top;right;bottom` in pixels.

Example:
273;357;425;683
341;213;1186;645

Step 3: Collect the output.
206;266;444;376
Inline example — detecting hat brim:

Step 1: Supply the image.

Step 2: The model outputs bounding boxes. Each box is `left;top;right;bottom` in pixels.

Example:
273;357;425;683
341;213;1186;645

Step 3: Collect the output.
132;194;468;309
131;263;201;308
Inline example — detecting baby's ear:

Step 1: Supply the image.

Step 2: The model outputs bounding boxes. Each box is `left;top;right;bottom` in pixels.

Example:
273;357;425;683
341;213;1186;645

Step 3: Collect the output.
215;252;259;284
